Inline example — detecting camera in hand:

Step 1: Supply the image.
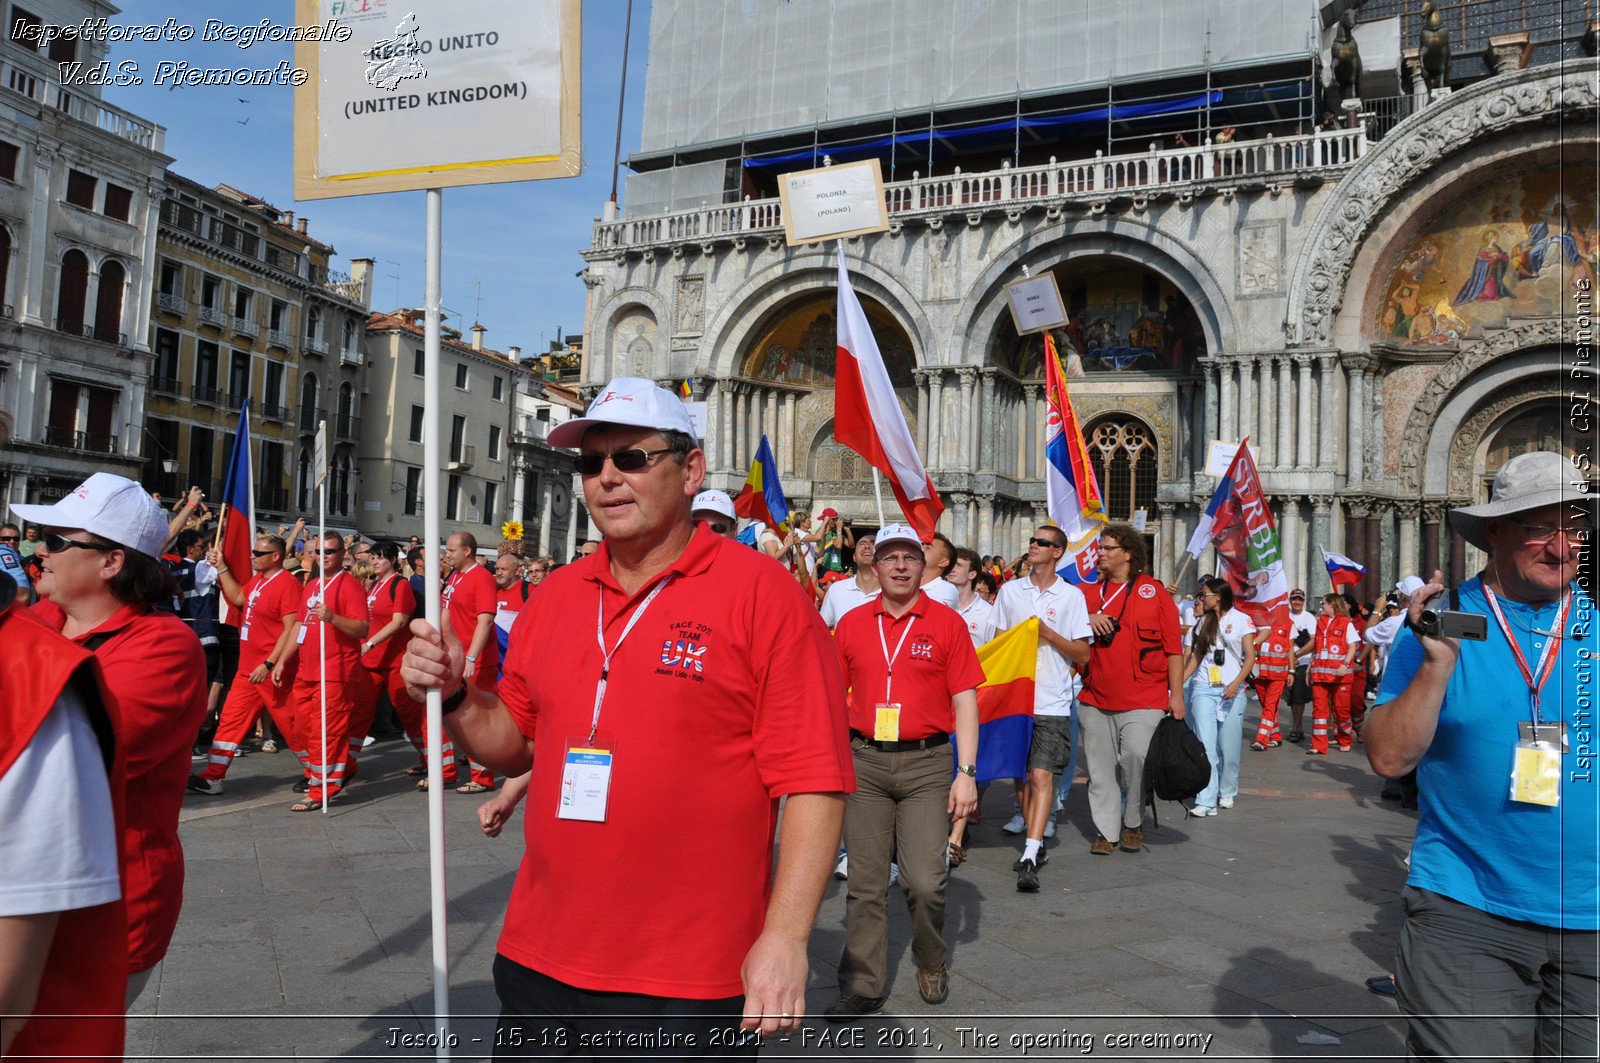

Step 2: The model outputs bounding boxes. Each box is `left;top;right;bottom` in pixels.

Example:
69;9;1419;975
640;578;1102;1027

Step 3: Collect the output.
1097;616;1121;645
1413;594;1488;641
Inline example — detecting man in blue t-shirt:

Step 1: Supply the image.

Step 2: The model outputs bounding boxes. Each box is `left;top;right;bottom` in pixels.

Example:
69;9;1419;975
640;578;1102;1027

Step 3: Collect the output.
1366;452;1597;1061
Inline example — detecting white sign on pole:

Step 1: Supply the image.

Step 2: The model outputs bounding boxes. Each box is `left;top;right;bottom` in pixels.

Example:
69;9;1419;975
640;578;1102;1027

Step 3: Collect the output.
685;401;708;444
1004;273;1069;335
1132;508;1148;533
1205;439;1262;477
294;0;581;199
779;159;889;245
312;421;329;488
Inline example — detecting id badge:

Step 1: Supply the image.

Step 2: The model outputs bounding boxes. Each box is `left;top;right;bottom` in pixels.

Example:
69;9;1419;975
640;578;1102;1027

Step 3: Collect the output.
1519;720;1569;753
1510;739;1561;808
296;624;308;644
1207;664;1224;686
239;625;250;641
874;703;901;742
558;738;613;822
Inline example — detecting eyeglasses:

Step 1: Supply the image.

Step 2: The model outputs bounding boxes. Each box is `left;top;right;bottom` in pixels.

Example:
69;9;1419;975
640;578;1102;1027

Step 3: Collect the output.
576;446;675;477
316;547;344;555
1512;519;1592;545
0;535;17;543
707;522;732;535
251;549;280;557
1099;542;1125;553
1029;537;1064;550
43;532;114;554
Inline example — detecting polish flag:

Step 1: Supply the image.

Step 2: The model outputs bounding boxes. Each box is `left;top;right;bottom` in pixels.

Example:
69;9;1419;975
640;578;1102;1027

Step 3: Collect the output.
833;250;943;539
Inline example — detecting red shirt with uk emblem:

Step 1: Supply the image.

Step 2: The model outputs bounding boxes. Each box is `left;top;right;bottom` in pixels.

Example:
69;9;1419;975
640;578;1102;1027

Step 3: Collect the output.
833;591;987;740
496;524;854;998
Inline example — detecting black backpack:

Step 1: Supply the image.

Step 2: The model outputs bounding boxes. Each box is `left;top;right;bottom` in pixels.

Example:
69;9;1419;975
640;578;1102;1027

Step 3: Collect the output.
1144;715;1211;802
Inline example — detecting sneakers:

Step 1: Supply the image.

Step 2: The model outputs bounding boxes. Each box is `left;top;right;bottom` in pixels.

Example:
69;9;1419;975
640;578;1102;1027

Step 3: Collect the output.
1250;741;1267;751
833;853;849;880
824;994;885;1023
1119;826;1144;852
1043;817;1056;839
1219;796;1235;809
1188;805;1217;817
1090;835;1117;855
186;774;224;796
1012;847;1050;872
916;966;950;1005
1015;858;1040;891
260;739;279;754
1001;812;1026;834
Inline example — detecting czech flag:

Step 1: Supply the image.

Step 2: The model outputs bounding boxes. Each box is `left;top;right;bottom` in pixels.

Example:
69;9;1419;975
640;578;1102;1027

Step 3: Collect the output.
961;617;1039;784
1042;332;1106;584
218;396;255;625
1322;548;1367;590
733;434;790;533
834;250;943;540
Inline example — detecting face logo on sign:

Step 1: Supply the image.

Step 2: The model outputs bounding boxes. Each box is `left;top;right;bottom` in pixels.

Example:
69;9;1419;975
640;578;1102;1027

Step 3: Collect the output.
1138;584;1157;599
909;635;935;661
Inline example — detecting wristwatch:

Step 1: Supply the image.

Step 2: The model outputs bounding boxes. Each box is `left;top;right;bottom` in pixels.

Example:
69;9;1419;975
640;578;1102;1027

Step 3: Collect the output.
441;682;469;716
956;763;978;777
465;655;478;663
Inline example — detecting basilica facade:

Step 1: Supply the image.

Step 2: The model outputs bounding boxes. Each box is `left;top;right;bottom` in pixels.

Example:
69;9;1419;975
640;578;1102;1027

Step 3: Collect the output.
578;57;1596;596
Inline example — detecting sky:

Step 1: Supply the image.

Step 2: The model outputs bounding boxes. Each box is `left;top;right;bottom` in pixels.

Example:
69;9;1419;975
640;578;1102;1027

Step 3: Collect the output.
103;0;651;352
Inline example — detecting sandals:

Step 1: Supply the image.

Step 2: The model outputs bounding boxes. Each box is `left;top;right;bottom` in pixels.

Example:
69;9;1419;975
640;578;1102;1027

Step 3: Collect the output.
1250;741;1267;751
290;798;324;813
1287;730;1305;742
947;841;965;868
456;782;493;795
406;765;427;777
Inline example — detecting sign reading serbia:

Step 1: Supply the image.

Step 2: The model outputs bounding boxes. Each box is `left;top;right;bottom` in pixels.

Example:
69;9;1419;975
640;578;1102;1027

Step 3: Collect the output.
293;0;580;199
779;159;889;246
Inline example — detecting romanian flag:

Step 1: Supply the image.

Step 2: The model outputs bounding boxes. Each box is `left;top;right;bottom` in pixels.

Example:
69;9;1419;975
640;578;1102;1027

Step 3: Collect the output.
962;617;1039;784
732;434;790;534
217;396;255;625
679;378;693;400
1043;332;1106;584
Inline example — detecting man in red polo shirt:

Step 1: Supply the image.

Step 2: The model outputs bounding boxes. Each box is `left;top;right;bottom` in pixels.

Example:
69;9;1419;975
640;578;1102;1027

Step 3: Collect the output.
1079;522;1184;854
443;530;498;794
276;531;369;811
403;377;852;1051
827;523;981;1021
189;534;300;794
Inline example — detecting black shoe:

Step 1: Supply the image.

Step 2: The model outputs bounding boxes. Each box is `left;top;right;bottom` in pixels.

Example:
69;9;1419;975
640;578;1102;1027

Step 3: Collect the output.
824;994;885;1023
292;778;311;793
1011;847;1049;872
1016;858;1040;892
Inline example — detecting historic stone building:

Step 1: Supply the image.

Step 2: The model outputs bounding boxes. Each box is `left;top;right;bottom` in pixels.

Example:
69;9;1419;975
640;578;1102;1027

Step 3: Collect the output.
579;0;1595;595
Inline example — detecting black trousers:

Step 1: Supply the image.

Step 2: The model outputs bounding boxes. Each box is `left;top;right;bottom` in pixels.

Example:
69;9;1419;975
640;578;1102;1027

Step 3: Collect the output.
492;954;758;1060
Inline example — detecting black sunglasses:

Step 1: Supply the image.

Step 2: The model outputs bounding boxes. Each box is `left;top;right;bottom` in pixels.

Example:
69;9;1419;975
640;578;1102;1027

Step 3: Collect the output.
1029;536;1064;550
251;548;281;557
576;446;675;477
315;547;344;555
707;522;732;534
44;532;114;554
0;535;17;543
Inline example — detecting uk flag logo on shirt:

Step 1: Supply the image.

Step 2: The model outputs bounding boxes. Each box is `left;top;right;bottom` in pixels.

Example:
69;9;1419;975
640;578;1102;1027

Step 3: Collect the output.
660;639;706;671
909;636;935;661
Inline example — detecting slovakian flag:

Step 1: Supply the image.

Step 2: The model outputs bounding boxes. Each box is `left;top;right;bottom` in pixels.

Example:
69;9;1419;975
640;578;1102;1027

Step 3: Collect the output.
733;434;790;533
218;396;255;625
1186;438;1290;631
833;250;943;540
1322;548;1367;590
958;617;1039;783
1042;331;1106;584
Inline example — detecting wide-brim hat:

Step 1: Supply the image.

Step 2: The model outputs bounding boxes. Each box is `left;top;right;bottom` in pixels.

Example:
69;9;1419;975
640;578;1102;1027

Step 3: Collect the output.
547;377;698;449
1448;451;1596;550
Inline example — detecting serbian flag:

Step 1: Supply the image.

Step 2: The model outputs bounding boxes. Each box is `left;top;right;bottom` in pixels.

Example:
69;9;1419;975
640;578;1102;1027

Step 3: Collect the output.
1042;331;1106;584
957;617;1039;784
834;251;943;539
1186;438;1290;631
217;396;255;625
732;434;790;533
1322;548;1367;590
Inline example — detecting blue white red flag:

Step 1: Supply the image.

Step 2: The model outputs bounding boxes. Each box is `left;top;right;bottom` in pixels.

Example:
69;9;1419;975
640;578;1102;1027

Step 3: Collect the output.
1042;332;1105;584
218;396;255;624
1321;548;1367;590
1187;438;1290;630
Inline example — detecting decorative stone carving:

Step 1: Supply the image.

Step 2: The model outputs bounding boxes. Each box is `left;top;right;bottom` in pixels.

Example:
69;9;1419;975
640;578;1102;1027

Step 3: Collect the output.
674;275;705;335
1395;318;1571;491
1288;64;1599;345
1445;383;1567;497
1237;220;1284;297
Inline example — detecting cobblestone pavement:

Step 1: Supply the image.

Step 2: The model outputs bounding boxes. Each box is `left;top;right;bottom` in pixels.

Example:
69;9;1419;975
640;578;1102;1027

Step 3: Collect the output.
132;701;1412;1061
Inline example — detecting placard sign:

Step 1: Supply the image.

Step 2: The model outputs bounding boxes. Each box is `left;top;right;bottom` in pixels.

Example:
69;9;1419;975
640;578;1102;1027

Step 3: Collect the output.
1205;440;1262;477
312;421;329;488
294;0;581;199
685;401;708;444
1004;273;1068;335
779;159;889;246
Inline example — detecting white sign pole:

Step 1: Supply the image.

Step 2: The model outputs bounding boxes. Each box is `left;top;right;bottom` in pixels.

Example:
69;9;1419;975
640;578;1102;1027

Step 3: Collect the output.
313;420;328;816
422;187;452;1053
870;469;887;529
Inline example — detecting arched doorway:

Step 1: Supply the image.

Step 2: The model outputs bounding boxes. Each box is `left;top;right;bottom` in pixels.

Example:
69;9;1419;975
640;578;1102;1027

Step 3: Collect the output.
1085;414;1159;559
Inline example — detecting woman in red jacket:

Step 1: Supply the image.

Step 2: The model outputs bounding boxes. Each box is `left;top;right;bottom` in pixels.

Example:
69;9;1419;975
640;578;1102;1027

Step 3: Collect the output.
1307;593;1359;755
15;473;208;1004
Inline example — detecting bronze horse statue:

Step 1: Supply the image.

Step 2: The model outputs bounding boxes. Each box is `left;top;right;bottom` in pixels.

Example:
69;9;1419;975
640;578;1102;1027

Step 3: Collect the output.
1420;0;1451;91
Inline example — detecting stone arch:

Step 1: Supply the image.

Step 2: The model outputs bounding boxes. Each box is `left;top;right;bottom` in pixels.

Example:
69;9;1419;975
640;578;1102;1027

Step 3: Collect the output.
954;216;1236;369
702;250;933;378
1450;389;1570;501
1287;61;1599;347
589;285;670;380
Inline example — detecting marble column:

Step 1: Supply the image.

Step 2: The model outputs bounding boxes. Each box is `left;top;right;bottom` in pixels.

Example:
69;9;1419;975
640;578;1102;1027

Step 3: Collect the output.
1276;357;1294;469
1316;355;1339;472
1344;355;1369;484
915;371;930;456
1295;355;1314;470
1421;502;1443;579
1154;503;1173;583
1368;367;1386;482
1237;357;1255;444
927;371;944;470
1201;358;1220;452
1309;496;1333;588
1219;358;1237;443
1281;497;1303;593
962;368;980;473
1023;385;1040;479
1177;382;1195;481
1347;501;1370;576
977;494;995;556
1397;502;1420;579
1258;357;1275;467
949;491;970;543
1364;503;1383;588
538;474;556;556
1447;502;1468;583
564;476;581;561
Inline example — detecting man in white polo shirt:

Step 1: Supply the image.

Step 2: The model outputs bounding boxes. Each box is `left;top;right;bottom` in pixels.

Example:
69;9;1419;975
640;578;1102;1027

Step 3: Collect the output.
918;533;961;609
948;547;993;648
819;532;879;630
987;524;1092;892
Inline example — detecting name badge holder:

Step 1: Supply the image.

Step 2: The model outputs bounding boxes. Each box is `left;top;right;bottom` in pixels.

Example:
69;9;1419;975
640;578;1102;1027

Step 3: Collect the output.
873;612;918;745
1484;585;1571;808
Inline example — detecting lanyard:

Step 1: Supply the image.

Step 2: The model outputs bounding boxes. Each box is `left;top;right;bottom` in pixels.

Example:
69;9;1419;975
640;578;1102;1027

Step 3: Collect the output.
1483;584;1570;727
246;569;284;625
1099;579;1130;615
367;573;396;610
876;610;919;703
306;570;344;621
588;575;674;743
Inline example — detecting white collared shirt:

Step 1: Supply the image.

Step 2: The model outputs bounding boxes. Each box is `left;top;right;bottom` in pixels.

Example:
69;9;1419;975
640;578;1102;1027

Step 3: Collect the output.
819;575;881;629
919;576;960;610
956;592;994;647
989;574;1093;716
1290;608;1318;666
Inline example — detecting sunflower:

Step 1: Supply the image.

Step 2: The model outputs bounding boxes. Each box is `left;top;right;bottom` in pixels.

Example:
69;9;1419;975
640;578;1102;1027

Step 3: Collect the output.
501;519;525;541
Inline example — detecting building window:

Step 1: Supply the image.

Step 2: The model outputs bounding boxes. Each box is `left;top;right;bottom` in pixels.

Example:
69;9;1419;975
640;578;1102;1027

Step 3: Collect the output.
305;304;320;339
264;360;284;406
102;183;132;222
269;300;287;332
1085;417;1158;522
446;473;461;521
65;169;96;209
189;426;216;492
0;141;18;183
201;274;222;310
300;372;318;420
413;348;424;376
196;341;219;390
233;287;253;321
153;329;180;386
8;8;42;47
55;249;88;332
483;482;498;525
408;404;424;443
93;259;124;342
341;319;355;352
492;376;504;401
45;29;72;64
455;363;468;390
450;414;466;461
158;260;182;297
228;350;250;404
404;466;421;516
488;424;502;461
0;226;9;308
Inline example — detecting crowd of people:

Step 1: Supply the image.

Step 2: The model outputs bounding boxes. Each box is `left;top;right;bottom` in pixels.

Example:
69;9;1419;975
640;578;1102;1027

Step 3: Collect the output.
1;375;1591;1062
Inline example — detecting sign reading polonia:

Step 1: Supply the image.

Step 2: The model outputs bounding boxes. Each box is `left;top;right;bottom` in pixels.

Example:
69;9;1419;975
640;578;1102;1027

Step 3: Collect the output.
1004;273;1068;335
293;0;580;199
779;159;889;245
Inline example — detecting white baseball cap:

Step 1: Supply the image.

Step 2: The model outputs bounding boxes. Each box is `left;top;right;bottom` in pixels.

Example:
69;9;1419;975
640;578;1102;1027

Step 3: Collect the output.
691;489;736;521
873;523;923;553
547;377;699;449
11;473;169;558
1395;575;1427;597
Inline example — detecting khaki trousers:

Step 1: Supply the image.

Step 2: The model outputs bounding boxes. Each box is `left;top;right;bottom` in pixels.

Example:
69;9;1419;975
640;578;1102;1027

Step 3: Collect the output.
837;738;952;998
1078;704;1164;841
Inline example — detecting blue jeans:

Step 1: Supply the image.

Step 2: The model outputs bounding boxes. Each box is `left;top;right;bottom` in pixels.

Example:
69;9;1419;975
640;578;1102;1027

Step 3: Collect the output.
1185;682;1245;809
